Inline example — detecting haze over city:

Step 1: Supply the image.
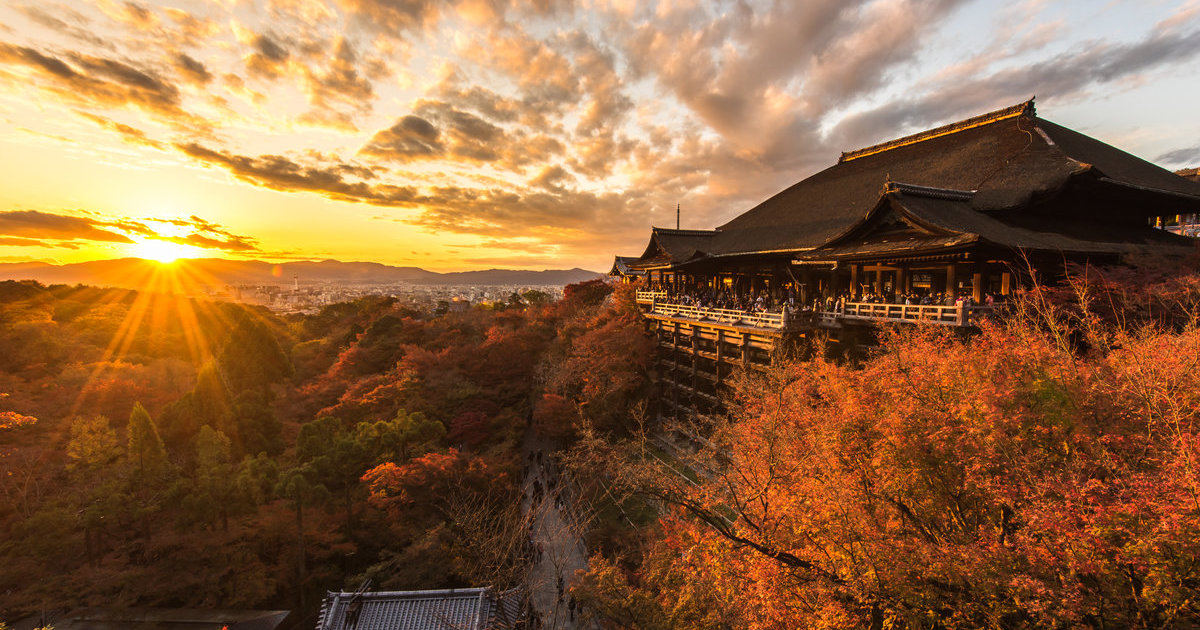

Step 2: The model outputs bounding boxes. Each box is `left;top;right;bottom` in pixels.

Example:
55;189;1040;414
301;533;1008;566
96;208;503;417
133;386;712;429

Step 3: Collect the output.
1;0;1199;273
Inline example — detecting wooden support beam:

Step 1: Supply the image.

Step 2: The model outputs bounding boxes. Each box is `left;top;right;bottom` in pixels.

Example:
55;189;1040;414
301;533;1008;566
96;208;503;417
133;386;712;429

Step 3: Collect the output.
715;328;724;383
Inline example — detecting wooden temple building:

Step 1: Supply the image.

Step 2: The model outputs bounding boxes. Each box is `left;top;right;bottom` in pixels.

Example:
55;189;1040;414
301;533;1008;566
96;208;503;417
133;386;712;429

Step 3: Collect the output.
611;100;1200;418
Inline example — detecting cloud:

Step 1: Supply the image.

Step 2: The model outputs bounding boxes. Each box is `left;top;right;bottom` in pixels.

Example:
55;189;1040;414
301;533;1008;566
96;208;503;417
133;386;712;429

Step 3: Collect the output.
245;32;291;79
1157;145;1200;166
296;37;375;127
0;42;202;129
173;53;212;85
0;210;136;243
154;233;258;252
163;8;221;48
829;22;1200;150
75;111;165;149
0;236;80;249
334;0;443;34
361;115;444;160
14;4;109;48
175;142;419;206
529;164;574;191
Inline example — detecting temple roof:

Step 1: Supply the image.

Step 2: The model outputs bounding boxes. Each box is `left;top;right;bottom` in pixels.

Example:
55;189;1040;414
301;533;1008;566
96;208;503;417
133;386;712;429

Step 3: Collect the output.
798;182;1191;262
621;99;1200;268
631;227;717;269
9;608;290;630
316;588;522;630
608;255;643;276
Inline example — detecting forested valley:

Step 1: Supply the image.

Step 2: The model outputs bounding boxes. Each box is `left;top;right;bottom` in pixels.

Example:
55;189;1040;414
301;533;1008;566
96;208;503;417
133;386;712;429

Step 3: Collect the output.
0;278;642;627
2;260;1199;629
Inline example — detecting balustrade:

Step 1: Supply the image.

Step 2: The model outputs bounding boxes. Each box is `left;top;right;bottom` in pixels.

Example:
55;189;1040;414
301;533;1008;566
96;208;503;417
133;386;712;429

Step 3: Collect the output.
643;297;995;328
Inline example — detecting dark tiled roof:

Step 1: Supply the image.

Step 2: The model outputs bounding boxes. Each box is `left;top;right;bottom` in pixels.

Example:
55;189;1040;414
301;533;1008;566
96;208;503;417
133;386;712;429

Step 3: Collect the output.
799;184;1194;261
11;608;289;630
631;227;717;268
608;255;643;276
315;588;523;630
621;100;1200;266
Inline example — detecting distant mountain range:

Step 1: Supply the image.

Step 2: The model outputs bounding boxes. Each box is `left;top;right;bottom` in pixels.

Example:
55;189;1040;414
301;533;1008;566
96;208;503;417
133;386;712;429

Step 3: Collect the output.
0;258;603;292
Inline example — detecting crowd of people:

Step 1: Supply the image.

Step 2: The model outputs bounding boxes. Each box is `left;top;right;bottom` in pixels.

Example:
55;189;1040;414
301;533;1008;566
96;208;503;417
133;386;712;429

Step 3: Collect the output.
644;283;1001;316
522;448;585;628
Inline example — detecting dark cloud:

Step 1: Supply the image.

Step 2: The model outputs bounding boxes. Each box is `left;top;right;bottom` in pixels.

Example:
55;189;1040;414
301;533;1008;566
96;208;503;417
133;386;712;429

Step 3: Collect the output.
0;236;80;249
0;43;200;128
246;33;290;78
360;115;444;160
361;99;566;168
0;210;136;243
14;4;109;48
1157;145;1200;166
0;43;78;79
173;53;212;85
175;142;419;206
334;0;442;34
529;165;574;191
154;233;258;252
72;53;178;97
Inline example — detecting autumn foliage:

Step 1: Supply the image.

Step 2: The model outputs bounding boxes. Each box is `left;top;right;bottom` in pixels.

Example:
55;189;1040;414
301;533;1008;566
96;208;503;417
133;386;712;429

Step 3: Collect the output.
0;279;611;624
573;267;1200;629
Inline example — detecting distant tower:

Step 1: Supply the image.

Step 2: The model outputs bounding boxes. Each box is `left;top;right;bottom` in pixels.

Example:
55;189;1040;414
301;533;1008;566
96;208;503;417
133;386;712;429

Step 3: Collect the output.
676;203;680;229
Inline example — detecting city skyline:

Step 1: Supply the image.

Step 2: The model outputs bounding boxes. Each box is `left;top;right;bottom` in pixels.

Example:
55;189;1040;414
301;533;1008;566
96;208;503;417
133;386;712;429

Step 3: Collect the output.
1;0;1199;272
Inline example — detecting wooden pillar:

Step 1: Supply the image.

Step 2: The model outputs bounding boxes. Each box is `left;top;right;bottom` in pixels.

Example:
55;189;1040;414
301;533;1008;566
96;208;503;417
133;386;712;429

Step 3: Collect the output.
690;329;699;392
1001;272;1012;296
945;263;957;296
715;329;724;383
850;264;860;299
873;267;883;295
900;265;910;294
972;271;983;303
672;322;681;419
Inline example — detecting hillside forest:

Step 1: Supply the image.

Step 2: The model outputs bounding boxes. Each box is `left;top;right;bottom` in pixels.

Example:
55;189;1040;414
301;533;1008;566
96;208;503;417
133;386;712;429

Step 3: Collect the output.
1;256;1199;629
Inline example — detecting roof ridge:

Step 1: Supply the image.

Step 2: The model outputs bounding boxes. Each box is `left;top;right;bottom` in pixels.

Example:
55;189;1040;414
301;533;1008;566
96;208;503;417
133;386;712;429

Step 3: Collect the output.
884;181;976;201
651;227;717;236
840;99;1035;163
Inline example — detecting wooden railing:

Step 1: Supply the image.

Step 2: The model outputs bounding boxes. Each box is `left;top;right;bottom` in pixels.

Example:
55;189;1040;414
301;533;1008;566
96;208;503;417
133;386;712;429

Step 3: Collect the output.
840;301;995;326
648;302;789;329
636;290;667;304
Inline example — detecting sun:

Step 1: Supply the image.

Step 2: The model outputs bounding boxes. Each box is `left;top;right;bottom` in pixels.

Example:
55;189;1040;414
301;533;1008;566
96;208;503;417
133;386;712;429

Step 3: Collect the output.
133;239;203;263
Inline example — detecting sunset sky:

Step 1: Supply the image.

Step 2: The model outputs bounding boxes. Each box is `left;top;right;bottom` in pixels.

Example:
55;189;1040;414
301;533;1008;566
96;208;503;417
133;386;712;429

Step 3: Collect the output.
1;0;1199;272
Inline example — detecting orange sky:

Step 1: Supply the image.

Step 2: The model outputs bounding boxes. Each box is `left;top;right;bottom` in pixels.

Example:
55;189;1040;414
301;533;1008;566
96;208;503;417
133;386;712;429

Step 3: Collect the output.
1;0;1199;272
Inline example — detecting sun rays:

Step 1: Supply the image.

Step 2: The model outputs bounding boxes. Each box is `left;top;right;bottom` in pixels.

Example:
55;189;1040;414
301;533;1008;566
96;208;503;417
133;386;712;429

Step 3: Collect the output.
65;259;278;419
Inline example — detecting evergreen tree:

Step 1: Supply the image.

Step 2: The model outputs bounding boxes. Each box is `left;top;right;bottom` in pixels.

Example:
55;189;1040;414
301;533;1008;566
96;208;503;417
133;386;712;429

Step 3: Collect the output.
218;313;293;397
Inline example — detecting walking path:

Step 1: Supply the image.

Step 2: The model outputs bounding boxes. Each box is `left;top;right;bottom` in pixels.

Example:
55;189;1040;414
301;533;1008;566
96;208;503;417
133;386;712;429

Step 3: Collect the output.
520;434;597;629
